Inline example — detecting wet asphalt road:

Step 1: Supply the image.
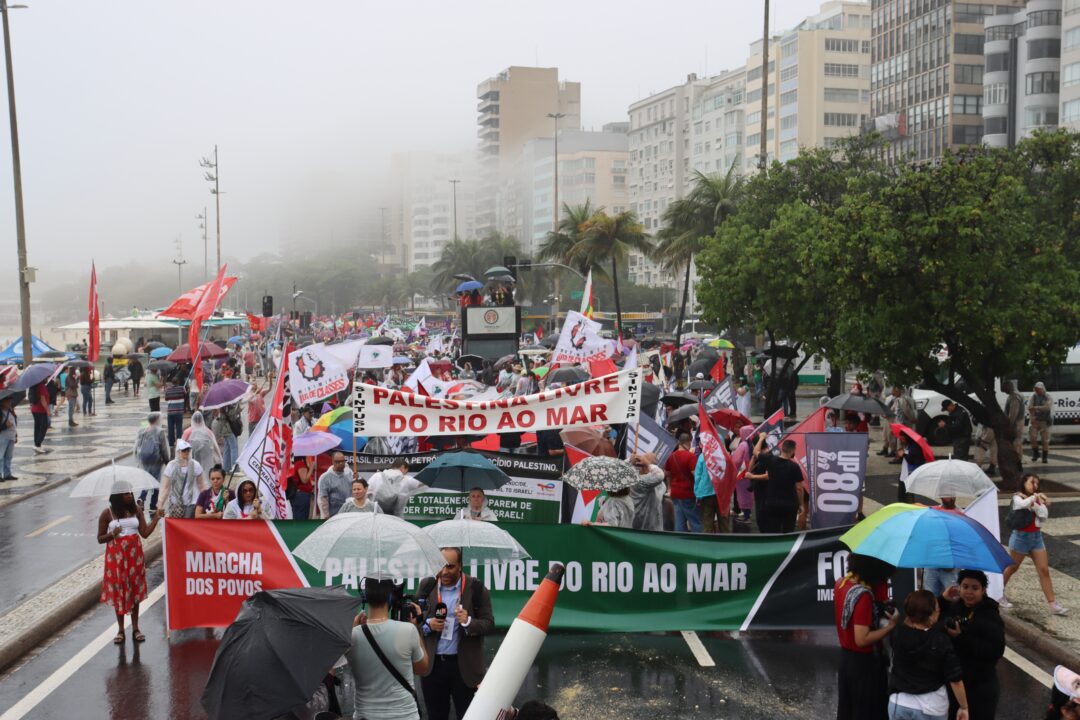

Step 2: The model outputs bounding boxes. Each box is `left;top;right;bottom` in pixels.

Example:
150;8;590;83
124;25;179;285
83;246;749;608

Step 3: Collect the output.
0;563;1054;720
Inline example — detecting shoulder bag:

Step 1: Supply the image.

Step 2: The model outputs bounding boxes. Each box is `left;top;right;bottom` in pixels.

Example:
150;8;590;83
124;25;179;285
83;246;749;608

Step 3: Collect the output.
361;624;421;716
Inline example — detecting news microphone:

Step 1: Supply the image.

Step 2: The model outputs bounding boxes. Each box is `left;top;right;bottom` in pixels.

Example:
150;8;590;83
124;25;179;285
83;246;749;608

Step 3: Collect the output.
434;603;448;621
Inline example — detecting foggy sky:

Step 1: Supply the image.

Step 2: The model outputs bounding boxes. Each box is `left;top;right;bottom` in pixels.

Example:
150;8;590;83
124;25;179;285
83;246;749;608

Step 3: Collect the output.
0;0;827;282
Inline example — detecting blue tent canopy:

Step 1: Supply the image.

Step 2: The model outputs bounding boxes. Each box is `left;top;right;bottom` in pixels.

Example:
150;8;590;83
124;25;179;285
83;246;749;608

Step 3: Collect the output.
0;335;65;365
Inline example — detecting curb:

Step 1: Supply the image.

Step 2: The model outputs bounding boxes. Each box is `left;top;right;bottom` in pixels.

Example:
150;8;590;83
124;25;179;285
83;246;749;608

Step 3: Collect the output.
0;450;133;510
0;533;162;674
1003;612;1080;671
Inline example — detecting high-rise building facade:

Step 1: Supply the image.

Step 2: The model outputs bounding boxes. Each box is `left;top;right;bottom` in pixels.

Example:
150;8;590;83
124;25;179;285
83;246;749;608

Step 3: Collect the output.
869;0;1024;164
475;67;581;238
389;152;478;271
1059;0;1080;129
983;0;1063;148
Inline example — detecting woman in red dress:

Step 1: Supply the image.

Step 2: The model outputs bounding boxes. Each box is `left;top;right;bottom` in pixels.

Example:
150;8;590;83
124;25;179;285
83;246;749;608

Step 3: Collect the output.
97;490;162;644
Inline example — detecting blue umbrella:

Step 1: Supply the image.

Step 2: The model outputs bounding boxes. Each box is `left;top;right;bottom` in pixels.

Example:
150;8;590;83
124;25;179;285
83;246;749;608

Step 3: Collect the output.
12;363;58;390
323;421;367;452
414;451;512;492
150;347;173;359
228;335;246;345
455;280;483;293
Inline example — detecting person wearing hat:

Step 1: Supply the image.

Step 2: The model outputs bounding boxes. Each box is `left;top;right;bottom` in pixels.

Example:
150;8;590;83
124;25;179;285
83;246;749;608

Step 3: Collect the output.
1030;381;1054;463
1047;665;1080;719
938;400;973;461
159;439;206;518
294;405;315;435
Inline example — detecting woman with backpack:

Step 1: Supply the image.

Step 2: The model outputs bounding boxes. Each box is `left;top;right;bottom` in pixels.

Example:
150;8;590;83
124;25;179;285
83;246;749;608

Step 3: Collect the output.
133;412;169;514
1001;473;1067;615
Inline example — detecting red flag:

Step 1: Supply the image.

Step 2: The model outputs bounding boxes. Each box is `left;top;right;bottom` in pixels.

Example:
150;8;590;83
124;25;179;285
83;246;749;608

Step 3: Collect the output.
698;403;737;517
709;358;726;383
246;312;267;333
782;406;828;489
536;324;543;340
160;277;237;320
268;347;293;517
189;265;229;391
564;444;592;468
87;263;100;362
588;358;618;378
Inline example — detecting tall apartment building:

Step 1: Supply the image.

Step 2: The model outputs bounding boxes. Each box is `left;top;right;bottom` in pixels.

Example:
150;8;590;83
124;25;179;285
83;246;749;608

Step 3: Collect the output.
475;67;581;237
1060;0;1080;128
983;0;1063;148
869;0;1024;164
745;1;872;168
389;152;478;271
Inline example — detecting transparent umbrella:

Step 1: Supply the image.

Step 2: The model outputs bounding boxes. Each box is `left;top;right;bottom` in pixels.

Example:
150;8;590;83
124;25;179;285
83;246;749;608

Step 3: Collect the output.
423;519;530;564
69;463;160;497
291;513;445;581
902;460;995;499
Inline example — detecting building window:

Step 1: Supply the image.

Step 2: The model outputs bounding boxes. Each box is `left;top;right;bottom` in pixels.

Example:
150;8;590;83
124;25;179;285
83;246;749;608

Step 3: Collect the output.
781;89;798;105
1025;106;1059;126
985;25;1014;41
782;40;799;58
1026;71;1060;95
824;87;860;102
746;61;776;82
779;139;799;160
985;53;1010;73
985;116;1008;135
1027;9;1061;28
1065;63;1080;87
1028;38;1061;59
746;88;761;104
952;124;983;145
780;114;798;129
861;40;871;53
825;38;859;52
983;82;1009;105
824;63;861;77
954;34;985;56
1067;0;1080;16
952;95;983;114
954;3;994;23
780;65;798;81
824;112;859;126
1066;27;1080;50
1064;99;1080;122
746;110;760;125
954;64;983;85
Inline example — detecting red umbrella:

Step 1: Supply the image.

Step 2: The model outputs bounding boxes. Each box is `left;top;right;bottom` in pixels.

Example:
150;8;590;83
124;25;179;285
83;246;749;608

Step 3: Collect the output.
709;408;752;433
890;423;935;463
166;341;229;363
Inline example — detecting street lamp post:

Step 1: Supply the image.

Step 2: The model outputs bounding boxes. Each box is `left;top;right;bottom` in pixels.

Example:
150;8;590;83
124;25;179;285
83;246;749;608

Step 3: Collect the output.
172;259;186;293
449;179;460;241
196;208;208;280
2;1;31;365
200;146;221;269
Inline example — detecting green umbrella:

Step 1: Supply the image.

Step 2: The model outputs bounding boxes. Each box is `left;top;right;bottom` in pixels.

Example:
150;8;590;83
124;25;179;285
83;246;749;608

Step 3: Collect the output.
414;451;512;492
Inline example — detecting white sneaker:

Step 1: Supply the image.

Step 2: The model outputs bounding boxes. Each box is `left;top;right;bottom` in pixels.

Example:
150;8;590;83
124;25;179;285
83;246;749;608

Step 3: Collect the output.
1049;601;1069;616
998;596;1013;608
32;446;45;455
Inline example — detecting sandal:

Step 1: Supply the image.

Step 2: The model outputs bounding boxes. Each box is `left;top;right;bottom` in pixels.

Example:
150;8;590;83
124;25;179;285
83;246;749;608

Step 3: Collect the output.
113;632;125;645
133;631;146;643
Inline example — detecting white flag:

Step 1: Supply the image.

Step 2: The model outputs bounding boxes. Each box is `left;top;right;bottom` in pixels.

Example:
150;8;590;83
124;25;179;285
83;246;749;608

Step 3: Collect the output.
404;358;432;392
288;343;349;406
236;409;292;519
964;488;1004;600
552;309;613;365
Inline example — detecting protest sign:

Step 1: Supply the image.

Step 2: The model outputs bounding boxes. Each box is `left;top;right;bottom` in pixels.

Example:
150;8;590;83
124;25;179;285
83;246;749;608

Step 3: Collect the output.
163;519;915;631
352;368;642;436
287;343;349;405
806;432;868;529
551;310;613;365
623;414;678;466
703;377;737;413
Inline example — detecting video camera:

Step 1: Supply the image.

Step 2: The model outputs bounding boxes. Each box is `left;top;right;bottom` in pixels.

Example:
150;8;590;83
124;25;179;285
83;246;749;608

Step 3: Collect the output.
389;582;427;623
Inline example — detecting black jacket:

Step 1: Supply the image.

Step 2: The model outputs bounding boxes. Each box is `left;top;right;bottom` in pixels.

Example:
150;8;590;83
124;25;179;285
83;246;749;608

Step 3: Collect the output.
939;596;1005;678
946;410;973;441
889;623;963;695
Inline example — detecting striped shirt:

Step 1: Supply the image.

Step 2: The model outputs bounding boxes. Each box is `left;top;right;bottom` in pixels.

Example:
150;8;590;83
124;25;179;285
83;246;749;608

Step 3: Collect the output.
165;385;186;416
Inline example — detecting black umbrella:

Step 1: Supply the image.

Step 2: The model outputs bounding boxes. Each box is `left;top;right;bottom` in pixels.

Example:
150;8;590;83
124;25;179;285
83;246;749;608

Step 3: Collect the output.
366;336;394;346
453;273;477;282
666;402;700;425
144;341;166;350
697;346;721;360
0;388;26;406
493;354;517;371
201;587;361;720
546;367;589;386
825;392;894;418
687;358;714;377
688;379;716;391
64;359;93;369
540;335;558;349
760;344;799;360
148;360;177;374
36;350;70;360
456;354;484;369
659;391;696;408
641;382;660;419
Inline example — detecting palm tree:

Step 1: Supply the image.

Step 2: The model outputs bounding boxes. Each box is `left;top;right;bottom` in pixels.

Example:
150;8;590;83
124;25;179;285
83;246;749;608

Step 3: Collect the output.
577;210;652;338
431;238;485;293
539;200;599;276
655;165;743;345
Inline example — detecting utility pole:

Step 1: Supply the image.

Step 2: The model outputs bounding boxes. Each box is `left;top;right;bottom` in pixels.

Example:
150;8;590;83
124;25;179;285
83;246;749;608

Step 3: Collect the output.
200;146;221;269
2;0;32;366
172;258;187;293
196;208;208;280
758;0;770;171
546;111;565;336
449;179;460;241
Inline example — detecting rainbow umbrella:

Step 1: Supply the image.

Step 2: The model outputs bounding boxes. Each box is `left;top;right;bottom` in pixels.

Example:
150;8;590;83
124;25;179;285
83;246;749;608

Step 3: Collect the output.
312;406;351;430
707;338;735;349
312;407;366;451
839;503;1013;573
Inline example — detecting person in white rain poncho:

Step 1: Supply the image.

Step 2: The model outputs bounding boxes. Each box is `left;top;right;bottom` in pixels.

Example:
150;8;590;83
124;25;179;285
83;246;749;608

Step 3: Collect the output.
182;411;221;487
368;458;426;516
454;487;498;522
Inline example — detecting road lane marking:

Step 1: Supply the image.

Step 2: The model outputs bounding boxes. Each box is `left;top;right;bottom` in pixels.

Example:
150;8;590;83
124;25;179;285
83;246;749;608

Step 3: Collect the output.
23;515;71;539
1004;646;1052;688
0;583;165;720
680;630;715;667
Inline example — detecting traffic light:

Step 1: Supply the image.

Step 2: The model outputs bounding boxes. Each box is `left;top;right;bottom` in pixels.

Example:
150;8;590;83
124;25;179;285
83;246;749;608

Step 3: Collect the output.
504;255;517;280
519;258;532;272
262;295;273;317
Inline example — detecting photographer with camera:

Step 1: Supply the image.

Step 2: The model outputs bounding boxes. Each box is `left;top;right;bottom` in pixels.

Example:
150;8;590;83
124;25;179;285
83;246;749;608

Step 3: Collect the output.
835;554;899;720
888;590;969;720
940;570;1005;720
345;577;430;720
418;547;495;720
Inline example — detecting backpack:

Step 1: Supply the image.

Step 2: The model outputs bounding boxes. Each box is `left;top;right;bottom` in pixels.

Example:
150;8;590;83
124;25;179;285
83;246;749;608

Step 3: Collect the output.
137;428;162;466
227;407;243;438
1005;505;1035;530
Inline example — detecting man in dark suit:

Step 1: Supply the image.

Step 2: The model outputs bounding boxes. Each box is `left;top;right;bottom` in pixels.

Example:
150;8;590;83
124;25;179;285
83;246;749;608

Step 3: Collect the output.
418;547;495;720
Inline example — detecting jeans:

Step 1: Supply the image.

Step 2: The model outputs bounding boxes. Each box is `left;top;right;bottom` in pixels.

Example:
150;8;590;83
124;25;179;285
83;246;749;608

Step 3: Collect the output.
80;385;92;414
223;434;238;471
167;414;184;449
32;412;48;447
922;568;958;596
0;432;14;476
104;379;113;403
67;398;76;424
290;491;312;521
672;497;703;533
138;463;161;511
888;697;946;720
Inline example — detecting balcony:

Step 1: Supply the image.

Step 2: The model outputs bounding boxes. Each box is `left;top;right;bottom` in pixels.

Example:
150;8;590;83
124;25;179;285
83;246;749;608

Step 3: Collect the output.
478;97;500;115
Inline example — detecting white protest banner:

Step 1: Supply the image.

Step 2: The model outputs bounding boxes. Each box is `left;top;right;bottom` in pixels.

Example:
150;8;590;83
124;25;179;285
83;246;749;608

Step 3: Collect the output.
288;343;350;406
552;310;614;365
354;368;642;436
236;410;291;519
319;340;393;370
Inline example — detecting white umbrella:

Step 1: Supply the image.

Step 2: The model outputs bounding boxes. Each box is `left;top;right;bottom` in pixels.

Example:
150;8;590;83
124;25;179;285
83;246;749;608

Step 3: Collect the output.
291;513;445;581
903;459;995;499
423;519;531;564
69;463;160;497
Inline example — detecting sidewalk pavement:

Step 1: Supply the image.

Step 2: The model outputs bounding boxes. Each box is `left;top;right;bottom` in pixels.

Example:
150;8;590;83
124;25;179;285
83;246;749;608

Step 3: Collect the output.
0;390;151;508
